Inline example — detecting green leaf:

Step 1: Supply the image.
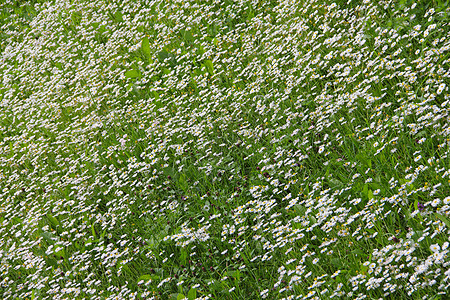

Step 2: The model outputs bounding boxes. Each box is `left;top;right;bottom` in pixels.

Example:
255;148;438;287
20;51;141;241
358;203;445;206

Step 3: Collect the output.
40;231;57;244
331;258;343;268
362;183;368;198
124;70;140;78
91;224;97;238
163;166;174;177
180;249;188;265
187;288;197;300
158;50;171;62
293;204;307;216
255;241;262;252
177;294;186;300
178;173;188;192
368;189;373;200
204;60;214;75
434;213;450;229
54;246;65;258
184;30;193;42
138;274;152;281
47;214;59;228
231;270;241;281
12;216;22;224
329;178;343;189
145;236;159;249
142;37;151;58
196;45;205;56
352;249;365;257
114;11;123;22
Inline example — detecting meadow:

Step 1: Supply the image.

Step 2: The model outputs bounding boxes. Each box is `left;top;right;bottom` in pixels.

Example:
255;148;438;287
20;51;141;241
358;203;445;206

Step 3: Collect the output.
0;0;449;299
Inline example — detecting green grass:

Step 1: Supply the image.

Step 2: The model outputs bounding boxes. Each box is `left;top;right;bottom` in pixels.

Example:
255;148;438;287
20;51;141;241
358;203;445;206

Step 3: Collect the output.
0;0;450;299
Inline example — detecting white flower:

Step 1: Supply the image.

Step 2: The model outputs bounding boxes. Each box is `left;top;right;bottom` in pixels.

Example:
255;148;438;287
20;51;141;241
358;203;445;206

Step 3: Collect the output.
444;196;450;205
260;289;269;298
431;198;441;207
430;244;440;253
437;83;446;95
318;145;325;154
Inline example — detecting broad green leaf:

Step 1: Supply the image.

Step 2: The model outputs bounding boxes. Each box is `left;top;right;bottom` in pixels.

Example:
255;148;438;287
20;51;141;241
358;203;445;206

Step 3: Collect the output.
187;288;197;300
145;236;158;249
158;50;171;62
329;178;343;189
163;166;174;177
40;231;57;244
293;204;307;216
352;249;365;256
331;258;343;268
177;293;186;300
124;70;140;78
196;45;204;56
12;216;22;224
178;173;188;192
47;214;59;228
184;30;193;41
91;224;97;238
142;37;151;58
362;183;368;198
180;249;188;265
255;241;262;252
204;60;214;75
138;274;152;281
114;11;123;22
54;247;65;258
368;189;373;200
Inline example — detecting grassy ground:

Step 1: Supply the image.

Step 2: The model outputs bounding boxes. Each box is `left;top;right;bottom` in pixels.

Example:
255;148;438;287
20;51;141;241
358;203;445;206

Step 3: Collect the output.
0;0;450;299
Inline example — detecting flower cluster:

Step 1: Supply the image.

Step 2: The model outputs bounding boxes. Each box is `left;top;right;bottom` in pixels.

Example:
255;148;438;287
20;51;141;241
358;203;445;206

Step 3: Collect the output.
0;0;449;299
